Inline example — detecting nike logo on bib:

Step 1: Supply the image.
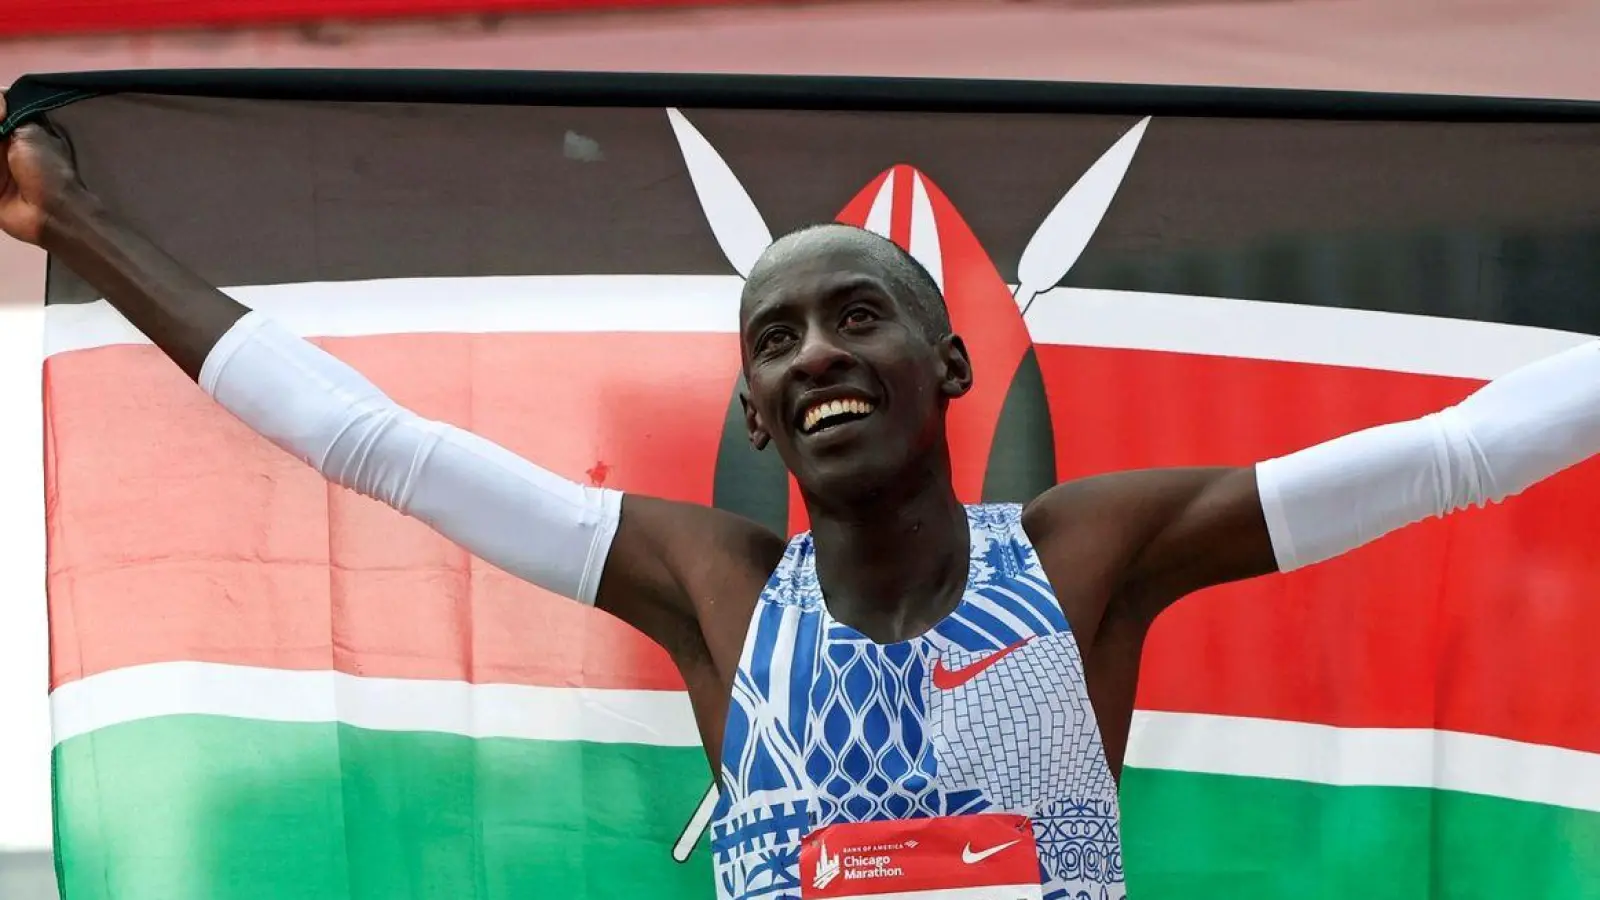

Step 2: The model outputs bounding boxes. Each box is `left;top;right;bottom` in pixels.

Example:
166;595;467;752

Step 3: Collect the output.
931;636;1034;690
961;839;1021;865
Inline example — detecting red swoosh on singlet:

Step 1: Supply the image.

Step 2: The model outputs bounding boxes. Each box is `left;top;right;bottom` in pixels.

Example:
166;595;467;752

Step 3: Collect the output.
931;636;1035;691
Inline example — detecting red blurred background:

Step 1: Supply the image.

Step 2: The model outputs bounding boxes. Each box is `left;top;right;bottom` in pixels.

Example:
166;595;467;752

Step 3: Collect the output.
0;0;795;37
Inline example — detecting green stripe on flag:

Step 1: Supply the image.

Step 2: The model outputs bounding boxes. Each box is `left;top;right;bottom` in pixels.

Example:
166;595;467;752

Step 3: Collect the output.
1121;767;1600;899
52;714;1600;900
54;716;715;900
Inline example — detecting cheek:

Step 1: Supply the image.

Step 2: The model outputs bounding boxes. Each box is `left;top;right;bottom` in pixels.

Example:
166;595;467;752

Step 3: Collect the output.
886;361;941;402
744;385;785;433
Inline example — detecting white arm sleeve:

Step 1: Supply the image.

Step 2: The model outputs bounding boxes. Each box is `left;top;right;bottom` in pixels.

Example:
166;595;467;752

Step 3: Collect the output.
198;311;622;605
1256;340;1600;572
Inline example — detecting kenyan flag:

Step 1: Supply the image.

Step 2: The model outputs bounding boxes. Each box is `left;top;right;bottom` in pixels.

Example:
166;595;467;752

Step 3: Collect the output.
9;71;1600;900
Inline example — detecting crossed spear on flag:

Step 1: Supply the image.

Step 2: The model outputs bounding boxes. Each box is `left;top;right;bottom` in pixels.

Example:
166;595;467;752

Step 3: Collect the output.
662;108;1152;863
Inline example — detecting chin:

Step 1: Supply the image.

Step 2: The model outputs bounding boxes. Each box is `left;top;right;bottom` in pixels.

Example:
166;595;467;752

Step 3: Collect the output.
793;455;907;511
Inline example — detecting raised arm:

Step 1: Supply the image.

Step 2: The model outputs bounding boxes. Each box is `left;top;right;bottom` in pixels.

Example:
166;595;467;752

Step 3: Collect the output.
0;118;248;378
1;103;782;676
1028;331;1600;630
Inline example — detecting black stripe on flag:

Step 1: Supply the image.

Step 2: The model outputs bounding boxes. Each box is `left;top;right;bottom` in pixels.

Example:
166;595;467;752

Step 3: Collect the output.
11;70;1599;335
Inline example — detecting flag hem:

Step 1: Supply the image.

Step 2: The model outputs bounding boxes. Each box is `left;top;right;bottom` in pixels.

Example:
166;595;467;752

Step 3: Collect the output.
7;67;1600;139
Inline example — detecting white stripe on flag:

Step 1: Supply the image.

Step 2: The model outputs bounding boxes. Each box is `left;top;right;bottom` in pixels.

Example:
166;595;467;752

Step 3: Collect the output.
43;275;744;355
1127;709;1600;814
48;661;1600;814
1034;287;1595;382
43;276;1596;380
49;661;701;748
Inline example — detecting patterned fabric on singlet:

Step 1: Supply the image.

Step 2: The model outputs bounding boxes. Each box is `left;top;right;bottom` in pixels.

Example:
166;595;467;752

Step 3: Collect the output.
709;504;1125;900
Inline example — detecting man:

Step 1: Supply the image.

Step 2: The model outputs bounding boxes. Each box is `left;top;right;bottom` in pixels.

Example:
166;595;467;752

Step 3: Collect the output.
4;94;1598;900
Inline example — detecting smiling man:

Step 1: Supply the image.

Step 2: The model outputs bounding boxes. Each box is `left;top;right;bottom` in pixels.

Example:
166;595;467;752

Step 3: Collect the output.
6;97;1600;900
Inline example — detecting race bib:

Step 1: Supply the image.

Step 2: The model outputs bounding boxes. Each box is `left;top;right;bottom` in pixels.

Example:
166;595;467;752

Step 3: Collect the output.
800;813;1042;900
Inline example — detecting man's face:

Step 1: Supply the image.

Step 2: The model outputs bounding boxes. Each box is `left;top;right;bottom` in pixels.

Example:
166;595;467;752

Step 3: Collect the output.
738;232;972;504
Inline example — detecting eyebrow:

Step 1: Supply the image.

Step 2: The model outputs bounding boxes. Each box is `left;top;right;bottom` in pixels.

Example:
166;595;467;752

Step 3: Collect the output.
743;275;892;339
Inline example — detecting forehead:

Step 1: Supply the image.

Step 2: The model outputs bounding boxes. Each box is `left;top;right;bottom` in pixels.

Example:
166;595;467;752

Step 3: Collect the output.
739;237;903;328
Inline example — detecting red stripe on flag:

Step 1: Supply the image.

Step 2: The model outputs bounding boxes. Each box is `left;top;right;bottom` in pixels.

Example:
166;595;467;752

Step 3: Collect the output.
42;334;1600;757
45;333;739;692
1038;345;1600;755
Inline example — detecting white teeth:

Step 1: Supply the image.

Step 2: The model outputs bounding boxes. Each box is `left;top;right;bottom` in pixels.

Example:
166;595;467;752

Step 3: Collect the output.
802;398;876;433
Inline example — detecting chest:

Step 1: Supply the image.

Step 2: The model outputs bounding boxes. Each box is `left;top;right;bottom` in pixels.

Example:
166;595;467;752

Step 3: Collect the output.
722;570;1106;804
713;592;1123;899
803;619;1112;824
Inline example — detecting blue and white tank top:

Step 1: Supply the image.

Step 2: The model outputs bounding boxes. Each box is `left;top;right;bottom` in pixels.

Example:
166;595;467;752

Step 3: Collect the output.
709;503;1125;900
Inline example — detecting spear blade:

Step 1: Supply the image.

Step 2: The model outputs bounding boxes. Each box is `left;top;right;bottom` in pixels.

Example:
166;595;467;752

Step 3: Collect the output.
1015;116;1151;314
667;108;774;280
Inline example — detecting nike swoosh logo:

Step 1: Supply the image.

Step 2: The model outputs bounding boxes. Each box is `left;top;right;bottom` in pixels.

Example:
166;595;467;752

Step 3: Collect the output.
961;839;1020;865
931;637;1034;690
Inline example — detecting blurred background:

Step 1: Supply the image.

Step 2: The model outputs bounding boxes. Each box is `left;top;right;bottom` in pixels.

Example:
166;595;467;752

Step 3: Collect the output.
1;1;1596;897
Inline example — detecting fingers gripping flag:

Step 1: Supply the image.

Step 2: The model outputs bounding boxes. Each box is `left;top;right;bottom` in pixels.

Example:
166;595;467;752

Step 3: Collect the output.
8;70;1600;900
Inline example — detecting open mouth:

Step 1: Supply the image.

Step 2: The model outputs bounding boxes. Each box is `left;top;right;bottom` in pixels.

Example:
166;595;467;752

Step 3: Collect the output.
800;398;876;435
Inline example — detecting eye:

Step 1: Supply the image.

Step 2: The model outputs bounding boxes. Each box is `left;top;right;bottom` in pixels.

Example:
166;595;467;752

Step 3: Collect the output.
755;327;796;356
841;306;879;328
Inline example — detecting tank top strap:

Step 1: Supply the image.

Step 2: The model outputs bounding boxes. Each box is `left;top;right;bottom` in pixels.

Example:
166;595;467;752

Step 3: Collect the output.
955;503;1073;639
757;529;826;612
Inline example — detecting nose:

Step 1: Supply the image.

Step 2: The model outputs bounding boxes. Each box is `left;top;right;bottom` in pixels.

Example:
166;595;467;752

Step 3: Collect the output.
789;328;853;382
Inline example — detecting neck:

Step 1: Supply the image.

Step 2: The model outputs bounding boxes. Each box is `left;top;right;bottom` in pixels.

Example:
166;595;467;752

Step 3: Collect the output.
804;461;970;644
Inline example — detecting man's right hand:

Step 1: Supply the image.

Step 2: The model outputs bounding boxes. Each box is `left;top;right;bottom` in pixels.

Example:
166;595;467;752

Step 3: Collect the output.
0;89;87;248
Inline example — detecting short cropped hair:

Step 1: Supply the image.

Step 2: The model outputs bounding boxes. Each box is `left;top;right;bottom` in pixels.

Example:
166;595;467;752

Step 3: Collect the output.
751;223;952;341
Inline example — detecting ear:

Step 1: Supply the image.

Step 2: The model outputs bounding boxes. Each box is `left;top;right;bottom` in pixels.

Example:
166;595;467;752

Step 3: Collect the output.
739;387;770;451
937;334;974;399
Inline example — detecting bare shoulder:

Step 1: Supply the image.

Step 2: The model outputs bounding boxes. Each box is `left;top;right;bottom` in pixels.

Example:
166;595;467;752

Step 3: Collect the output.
1019;478;1149;647
1023;466;1246;556
1023;466;1273;631
599;494;788;676
1020;472;1153;560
